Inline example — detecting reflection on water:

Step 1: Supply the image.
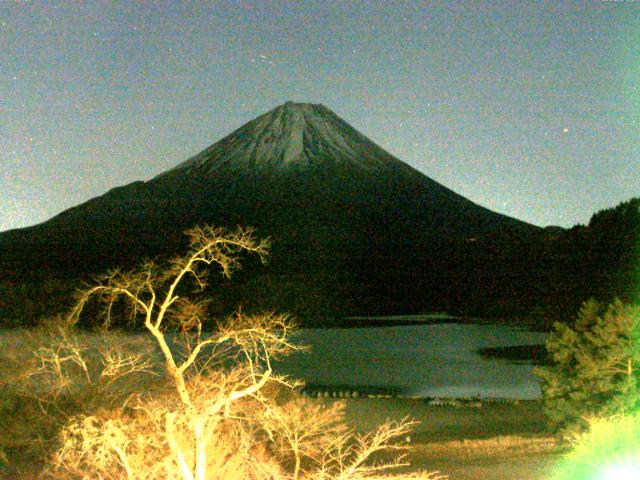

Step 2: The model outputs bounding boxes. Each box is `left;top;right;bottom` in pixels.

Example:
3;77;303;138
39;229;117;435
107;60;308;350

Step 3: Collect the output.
275;323;548;400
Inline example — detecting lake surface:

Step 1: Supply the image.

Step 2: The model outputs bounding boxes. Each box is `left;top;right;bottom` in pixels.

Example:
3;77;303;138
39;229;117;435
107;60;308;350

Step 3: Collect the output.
275;323;548;400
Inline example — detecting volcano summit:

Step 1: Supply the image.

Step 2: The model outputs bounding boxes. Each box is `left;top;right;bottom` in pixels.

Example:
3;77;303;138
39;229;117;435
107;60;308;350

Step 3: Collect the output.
0;102;544;321
164;101;398;174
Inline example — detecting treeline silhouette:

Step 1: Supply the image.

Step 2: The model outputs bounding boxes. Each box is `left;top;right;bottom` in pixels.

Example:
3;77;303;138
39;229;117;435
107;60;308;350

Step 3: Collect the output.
1;198;638;329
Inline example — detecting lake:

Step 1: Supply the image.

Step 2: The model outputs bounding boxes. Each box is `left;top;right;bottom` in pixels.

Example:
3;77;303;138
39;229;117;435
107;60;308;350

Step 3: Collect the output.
275;322;548;400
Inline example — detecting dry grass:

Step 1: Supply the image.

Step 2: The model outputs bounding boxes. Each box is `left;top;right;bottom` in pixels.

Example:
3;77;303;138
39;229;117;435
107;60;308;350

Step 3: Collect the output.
414;435;558;460
331;397;561;479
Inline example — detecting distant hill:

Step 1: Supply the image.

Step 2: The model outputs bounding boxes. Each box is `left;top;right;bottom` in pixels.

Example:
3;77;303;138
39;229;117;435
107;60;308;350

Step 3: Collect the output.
1;102;597;325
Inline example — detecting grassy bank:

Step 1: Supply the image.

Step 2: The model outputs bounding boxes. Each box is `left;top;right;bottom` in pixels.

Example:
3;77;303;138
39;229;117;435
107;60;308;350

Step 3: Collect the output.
338;397;562;480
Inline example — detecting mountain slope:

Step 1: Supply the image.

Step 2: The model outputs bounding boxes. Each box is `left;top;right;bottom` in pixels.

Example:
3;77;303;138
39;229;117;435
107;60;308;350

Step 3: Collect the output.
0;102;544;320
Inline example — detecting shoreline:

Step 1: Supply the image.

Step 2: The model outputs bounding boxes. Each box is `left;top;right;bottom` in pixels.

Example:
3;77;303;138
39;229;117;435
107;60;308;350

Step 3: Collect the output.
311;314;547;330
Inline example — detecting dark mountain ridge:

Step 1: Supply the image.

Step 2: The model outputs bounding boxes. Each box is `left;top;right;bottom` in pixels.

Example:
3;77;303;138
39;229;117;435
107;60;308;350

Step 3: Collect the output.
1;102;560;322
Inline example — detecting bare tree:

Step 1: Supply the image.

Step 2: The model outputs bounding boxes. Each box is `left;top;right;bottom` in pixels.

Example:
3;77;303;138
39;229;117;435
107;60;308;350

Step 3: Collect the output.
45;225;444;480
261;398;347;480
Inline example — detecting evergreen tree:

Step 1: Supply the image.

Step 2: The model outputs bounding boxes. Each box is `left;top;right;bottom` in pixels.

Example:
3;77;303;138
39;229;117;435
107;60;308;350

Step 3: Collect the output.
536;298;640;437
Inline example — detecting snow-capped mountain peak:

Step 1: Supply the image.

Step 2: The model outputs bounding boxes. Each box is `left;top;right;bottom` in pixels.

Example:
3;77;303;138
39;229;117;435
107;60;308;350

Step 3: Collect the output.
163;102;400;177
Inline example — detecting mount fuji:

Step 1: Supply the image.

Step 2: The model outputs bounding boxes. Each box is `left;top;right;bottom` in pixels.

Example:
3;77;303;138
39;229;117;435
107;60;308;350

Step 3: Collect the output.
0;102;545;320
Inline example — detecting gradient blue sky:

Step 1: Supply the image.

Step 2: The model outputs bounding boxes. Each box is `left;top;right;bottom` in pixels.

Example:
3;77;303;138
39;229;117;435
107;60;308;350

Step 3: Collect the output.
1;0;638;231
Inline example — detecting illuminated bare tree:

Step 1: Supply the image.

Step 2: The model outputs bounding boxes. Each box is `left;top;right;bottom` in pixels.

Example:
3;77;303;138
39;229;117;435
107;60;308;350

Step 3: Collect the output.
47;225;443;480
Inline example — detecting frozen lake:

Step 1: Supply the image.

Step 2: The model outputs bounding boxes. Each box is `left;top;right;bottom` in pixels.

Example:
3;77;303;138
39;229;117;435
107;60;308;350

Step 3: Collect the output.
276;323;548;400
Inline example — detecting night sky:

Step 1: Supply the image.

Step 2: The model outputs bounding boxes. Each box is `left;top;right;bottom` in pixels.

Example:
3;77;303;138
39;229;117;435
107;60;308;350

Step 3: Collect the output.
2;1;638;232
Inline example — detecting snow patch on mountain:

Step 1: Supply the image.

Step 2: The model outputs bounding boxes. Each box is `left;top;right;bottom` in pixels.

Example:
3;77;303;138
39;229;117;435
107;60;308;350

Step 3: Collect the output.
161;102;404;177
